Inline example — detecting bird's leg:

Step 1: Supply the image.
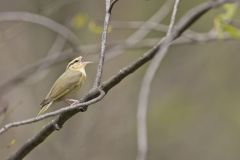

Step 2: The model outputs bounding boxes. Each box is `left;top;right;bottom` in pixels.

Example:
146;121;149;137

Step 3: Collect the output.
64;99;79;106
63;99;87;112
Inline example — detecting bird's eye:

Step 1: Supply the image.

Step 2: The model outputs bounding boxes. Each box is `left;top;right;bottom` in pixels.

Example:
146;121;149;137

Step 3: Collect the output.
67;59;80;69
72;58;81;63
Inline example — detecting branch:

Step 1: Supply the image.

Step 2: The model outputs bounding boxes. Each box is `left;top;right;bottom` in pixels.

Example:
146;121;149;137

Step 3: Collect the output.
94;0;120;87
137;0;180;160
0;12;81;50
5;0;234;159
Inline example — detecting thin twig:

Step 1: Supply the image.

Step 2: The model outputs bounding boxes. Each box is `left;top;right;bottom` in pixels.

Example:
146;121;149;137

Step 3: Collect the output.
166;0;180;36
137;0;181;160
0;89;105;135
109;0;120;13
5;1;234;159
94;0;119;87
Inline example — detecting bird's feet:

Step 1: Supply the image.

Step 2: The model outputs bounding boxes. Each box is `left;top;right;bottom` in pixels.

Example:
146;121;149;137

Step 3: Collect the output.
64;99;87;112
64;99;79;106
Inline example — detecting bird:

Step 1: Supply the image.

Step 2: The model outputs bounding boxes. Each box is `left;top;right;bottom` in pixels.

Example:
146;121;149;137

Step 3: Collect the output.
37;56;92;116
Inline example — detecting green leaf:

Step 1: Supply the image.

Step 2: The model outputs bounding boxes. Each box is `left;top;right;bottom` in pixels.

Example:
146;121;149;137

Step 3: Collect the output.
222;23;240;39
221;3;237;21
214;3;240;39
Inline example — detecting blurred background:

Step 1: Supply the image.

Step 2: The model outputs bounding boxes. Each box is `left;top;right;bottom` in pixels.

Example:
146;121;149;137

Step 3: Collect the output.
0;0;240;159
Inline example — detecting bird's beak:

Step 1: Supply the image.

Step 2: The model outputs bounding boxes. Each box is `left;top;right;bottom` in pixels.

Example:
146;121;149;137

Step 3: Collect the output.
83;61;93;66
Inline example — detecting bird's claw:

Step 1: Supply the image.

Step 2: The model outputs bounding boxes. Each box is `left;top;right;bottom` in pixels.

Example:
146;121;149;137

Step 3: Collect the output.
65;99;79;106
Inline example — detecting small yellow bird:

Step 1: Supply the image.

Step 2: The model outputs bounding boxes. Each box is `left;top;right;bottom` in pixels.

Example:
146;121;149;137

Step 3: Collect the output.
37;56;92;116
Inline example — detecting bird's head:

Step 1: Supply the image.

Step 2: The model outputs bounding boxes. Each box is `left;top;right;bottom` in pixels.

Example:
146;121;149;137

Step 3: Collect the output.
66;56;93;71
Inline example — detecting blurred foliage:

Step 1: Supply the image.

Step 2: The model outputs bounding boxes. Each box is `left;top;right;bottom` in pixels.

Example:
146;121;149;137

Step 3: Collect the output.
214;3;240;39
71;13;88;29
70;12;112;34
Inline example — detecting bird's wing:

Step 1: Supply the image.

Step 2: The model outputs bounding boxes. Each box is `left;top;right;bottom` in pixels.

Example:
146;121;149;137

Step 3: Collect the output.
41;70;83;106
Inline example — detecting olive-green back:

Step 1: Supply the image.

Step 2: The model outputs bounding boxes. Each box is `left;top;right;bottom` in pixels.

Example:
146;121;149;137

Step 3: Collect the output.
41;70;84;106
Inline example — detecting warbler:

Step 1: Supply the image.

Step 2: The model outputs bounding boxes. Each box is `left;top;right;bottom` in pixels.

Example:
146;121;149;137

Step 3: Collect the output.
37;56;92;116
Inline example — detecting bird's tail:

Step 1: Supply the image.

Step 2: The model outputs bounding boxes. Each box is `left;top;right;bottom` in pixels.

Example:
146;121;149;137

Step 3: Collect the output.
37;101;53;116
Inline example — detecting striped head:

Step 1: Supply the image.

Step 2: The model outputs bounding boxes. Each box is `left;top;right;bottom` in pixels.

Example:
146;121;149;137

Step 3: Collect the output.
66;56;92;72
